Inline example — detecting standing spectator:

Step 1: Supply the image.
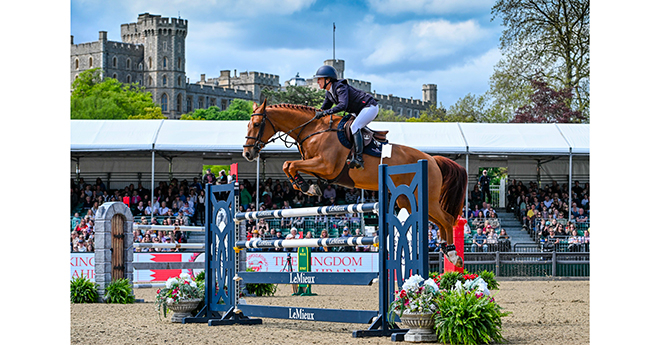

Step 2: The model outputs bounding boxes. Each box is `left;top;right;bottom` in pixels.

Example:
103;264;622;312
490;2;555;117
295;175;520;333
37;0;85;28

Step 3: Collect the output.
478;170;491;204
219;170;228;184
203;168;216;186
470;184;482;208
239;184;252;210
71;212;82;231
428;231;439;252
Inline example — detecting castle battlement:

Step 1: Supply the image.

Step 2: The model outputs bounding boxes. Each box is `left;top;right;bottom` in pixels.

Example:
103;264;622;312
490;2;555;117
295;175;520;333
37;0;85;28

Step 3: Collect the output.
187;83;253;98
375;93;426;106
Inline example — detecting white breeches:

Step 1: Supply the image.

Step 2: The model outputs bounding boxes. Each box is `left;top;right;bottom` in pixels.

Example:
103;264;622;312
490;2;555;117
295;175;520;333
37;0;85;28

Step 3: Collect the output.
350;105;380;134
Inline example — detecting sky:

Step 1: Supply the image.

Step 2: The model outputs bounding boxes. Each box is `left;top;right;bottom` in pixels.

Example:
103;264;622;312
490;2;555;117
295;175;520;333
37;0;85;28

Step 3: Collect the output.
70;0;504;108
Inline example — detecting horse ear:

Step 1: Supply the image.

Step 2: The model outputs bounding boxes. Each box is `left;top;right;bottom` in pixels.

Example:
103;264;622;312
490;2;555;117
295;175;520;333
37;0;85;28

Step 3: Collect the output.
261;98;268;108
252;101;258;112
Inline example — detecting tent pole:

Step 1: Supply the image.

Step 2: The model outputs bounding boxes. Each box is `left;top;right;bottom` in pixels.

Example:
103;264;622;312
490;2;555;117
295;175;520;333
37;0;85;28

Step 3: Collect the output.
151;150;155;223
255;155;260;209
465;154;469;220
568;151;573;223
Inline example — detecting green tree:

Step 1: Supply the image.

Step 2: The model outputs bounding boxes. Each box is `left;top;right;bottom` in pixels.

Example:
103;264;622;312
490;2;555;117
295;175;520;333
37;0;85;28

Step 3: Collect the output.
373;108;407;122
71;68;159;119
491;0;590;119
181;99;253;121
261;85;325;107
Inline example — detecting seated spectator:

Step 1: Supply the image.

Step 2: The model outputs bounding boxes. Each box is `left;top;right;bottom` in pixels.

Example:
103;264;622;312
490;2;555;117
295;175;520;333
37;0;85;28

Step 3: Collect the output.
498;229;511;252
567;230;581;252
543;229;560;251
134;201;146;216
71;213;82;231
471;211;485;230
471;228;488;253
483;220;494;235
319;229;330;252
256;219;269;235
485;231;499;252
575;208;589;223
322;185;336;204
487;213;499;229
339;226;353;252
345;188;360;204
158;201;170;216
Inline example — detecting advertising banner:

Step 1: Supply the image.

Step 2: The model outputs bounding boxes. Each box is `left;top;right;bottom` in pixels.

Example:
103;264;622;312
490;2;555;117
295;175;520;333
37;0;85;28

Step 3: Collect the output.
70;251;378;282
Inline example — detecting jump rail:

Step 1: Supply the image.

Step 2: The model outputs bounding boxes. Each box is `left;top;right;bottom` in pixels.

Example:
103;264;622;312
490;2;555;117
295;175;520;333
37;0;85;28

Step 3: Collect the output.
235;202;378;221
134;224;205;232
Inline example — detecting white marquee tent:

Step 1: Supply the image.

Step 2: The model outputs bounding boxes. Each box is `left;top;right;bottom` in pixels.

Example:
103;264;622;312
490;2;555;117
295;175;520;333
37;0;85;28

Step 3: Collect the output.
71;120;589;216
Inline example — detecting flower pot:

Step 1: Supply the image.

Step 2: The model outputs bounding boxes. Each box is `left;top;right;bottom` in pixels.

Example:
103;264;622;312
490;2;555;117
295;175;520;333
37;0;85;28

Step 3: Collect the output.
400;311;436;343
166;298;202;323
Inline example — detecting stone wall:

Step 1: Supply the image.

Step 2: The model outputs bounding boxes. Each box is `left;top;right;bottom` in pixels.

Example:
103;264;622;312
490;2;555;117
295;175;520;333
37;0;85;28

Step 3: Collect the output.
94;202;134;302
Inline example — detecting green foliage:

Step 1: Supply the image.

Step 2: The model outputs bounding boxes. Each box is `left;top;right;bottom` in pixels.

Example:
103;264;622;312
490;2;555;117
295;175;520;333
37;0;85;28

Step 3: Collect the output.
71;68;160;119
373;108;407;122
244;268;278;297
70;276;99;303
104;278;135;304
127;107;166;119
437;271;466;291
194;271;205;285
477;270;499;291
261;85;325;108
155;274;204;318
181;99;253;120
434;289;510;345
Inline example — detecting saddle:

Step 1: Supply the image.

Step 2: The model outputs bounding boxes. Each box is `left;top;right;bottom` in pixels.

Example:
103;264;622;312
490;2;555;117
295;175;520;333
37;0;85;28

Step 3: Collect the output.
341;115;388;147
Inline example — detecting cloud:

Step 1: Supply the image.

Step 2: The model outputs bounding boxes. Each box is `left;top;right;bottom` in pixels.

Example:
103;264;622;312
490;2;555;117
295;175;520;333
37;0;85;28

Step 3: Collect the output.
366;0;492;15
117;0;317;18
361;18;489;67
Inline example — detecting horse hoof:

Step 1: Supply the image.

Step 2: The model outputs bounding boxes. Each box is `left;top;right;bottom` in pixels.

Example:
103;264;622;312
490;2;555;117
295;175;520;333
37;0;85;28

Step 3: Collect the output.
305;184;322;196
447;250;463;268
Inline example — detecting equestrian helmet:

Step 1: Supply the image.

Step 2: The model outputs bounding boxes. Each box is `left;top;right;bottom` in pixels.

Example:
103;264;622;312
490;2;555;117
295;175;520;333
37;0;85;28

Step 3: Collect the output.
313;65;338;80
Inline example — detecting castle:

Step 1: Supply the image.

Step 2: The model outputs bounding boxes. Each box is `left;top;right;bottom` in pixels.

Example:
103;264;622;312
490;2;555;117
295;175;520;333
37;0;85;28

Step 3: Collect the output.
71;13;437;119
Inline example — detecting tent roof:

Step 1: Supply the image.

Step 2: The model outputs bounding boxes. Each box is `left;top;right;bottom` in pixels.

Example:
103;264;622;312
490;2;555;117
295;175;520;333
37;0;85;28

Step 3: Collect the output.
71;120;589;156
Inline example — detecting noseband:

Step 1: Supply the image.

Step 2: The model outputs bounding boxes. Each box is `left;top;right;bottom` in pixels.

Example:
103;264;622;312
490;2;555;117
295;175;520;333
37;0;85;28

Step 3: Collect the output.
243;111;273;155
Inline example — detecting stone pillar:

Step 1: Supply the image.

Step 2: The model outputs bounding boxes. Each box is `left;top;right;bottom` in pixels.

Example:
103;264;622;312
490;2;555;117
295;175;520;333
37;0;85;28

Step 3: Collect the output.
94;202;134;302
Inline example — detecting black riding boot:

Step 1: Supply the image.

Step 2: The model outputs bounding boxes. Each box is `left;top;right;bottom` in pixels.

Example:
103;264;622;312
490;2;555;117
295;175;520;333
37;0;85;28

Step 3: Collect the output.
349;129;364;170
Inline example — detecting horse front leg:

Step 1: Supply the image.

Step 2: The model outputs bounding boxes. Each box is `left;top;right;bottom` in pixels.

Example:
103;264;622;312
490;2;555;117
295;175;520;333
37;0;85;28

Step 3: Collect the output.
283;157;328;197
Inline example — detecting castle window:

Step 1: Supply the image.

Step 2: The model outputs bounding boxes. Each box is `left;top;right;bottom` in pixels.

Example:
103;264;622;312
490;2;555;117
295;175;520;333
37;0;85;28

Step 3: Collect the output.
221;99;228;110
176;94;182;112
148;57;152;69
126;58;131;70
138;63;143;70
198;97;203;109
163;56;167;68
161;94;168;112
414;110;419;118
407;109;412;117
148;76;153;86
177;76;182;86
126;75;131;84
112;56;117;68
75;58;79;70
187;97;192;111
177;58;181;69
89;57;93;68
210;98;216;107
162;75;167;86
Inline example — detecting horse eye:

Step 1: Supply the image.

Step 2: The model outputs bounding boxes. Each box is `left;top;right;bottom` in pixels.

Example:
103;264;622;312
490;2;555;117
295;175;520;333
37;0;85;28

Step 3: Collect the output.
254;122;261;127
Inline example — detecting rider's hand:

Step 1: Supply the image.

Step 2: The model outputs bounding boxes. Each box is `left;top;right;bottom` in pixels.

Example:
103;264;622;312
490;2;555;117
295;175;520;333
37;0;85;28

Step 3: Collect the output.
314;110;326;119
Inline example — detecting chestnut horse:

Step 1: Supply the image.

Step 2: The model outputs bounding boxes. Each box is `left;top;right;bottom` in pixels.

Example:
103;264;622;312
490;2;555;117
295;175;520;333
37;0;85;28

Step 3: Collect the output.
242;100;467;267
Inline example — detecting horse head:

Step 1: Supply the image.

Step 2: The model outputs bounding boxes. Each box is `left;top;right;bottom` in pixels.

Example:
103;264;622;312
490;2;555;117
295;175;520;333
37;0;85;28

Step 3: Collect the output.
243;99;276;162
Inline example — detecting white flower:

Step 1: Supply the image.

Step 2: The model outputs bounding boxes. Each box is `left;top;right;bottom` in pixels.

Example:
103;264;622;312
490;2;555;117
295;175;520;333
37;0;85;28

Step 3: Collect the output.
191;281;197;288
166;277;177;289
423;278;439;292
180;272;191;281
402;275;424;291
454;280;463;292
166;298;174;304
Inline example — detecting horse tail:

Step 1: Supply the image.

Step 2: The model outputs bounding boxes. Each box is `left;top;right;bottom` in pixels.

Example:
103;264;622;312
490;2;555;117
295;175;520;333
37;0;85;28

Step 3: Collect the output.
433;155;468;225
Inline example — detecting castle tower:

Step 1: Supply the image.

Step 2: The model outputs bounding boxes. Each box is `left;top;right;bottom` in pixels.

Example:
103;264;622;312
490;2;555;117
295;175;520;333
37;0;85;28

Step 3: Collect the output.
422;84;437;108
121;13;188;118
324;59;345;79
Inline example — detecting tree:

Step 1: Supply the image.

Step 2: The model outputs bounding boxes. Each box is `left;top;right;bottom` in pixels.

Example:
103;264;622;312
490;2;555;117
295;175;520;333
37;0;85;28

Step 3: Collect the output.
261;85;326;108
491;0;590;119
181;99;253;121
71;68;160;119
446;94;490;123
510;77;584;123
373;108;407;122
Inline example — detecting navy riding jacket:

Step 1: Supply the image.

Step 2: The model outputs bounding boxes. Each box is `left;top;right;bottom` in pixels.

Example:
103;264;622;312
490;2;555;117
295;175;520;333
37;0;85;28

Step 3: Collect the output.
320;79;378;115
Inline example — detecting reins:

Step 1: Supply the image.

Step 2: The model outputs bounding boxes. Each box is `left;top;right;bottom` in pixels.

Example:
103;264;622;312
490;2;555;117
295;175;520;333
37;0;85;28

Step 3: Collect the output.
245;106;339;159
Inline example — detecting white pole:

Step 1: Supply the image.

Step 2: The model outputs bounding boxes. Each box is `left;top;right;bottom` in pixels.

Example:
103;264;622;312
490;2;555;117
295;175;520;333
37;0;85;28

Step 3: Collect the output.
151;150;155;223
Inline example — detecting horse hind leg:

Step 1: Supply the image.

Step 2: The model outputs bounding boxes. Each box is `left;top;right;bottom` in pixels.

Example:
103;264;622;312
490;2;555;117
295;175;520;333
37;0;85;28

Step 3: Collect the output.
429;206;463;268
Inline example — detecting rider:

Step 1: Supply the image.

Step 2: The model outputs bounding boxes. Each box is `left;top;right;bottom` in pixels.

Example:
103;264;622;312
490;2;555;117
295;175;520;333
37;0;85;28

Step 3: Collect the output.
313;65;379;170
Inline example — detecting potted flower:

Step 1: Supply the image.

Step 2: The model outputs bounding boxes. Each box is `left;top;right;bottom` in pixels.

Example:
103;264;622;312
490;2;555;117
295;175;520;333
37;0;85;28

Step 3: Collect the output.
434;274;509;345
388;274;441;342
155;273;204;323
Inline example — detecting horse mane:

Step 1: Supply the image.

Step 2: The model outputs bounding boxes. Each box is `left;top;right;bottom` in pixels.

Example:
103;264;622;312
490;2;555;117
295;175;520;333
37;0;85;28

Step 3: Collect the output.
267;103;319;116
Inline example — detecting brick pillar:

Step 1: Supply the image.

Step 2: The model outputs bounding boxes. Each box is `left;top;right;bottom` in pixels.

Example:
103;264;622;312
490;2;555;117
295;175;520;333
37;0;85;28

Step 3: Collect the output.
94;202;134;302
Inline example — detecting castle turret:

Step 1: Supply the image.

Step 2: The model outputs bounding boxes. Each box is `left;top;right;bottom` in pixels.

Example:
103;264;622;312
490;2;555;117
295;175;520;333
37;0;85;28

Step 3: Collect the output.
324;59;345;79
422;84;437;108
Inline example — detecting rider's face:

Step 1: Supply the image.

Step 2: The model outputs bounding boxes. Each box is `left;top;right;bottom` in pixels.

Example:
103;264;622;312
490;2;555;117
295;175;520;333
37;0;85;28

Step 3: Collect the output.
317;77;330;90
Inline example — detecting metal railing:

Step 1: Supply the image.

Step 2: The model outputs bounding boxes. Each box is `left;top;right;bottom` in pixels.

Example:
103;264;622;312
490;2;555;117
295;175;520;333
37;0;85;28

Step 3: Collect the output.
429;251;590;277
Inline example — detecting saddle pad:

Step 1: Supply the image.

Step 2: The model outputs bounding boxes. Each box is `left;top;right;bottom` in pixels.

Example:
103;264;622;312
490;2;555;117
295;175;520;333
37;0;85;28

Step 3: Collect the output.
337;116;388;158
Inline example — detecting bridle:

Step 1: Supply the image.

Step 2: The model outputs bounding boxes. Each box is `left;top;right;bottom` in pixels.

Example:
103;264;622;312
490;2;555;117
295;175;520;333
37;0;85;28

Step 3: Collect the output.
244;107;339;158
